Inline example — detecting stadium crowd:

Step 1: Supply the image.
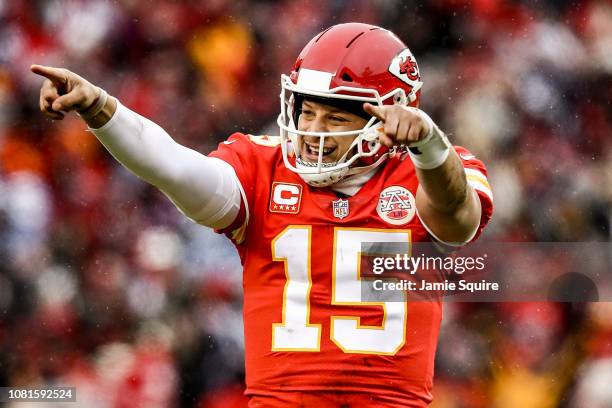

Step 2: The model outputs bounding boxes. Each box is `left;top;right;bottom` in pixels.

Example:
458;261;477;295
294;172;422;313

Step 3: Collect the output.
0;0;610;407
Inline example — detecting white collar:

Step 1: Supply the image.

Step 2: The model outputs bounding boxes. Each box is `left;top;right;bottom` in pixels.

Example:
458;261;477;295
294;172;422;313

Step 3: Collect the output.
331;166;380;197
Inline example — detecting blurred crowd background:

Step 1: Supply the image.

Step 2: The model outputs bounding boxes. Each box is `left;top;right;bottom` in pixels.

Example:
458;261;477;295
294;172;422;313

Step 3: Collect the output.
0;0;611;407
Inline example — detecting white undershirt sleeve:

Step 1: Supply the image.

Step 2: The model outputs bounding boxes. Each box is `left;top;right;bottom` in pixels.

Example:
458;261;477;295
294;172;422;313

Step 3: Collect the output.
89;101;242;229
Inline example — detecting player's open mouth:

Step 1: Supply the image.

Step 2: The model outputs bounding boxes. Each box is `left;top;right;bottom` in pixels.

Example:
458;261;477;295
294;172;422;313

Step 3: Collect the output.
302;142;337;162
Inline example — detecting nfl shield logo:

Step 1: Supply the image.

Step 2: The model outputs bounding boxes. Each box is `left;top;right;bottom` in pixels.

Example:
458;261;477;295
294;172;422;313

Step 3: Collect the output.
332;198;349;219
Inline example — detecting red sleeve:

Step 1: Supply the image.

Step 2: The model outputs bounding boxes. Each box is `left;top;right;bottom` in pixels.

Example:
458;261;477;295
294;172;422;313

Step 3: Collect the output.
208;132;256;244
454;146;494;243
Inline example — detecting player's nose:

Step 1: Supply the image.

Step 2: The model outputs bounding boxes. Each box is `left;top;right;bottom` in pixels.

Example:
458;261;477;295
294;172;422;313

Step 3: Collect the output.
305;116;328;133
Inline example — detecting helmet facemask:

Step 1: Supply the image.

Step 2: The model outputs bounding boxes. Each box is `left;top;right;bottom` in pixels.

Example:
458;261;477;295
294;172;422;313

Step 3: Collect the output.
277;73;407;187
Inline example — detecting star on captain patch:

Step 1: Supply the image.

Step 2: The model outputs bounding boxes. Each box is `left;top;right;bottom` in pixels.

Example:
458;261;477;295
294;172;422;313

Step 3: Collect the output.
332;198;349;220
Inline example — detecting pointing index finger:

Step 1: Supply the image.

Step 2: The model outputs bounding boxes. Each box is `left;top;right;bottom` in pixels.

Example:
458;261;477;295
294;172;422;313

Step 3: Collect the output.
30;64;67;87
363;102;387;121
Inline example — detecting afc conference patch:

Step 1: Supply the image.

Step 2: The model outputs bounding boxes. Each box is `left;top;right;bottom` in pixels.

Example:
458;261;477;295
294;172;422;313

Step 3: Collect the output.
376;185;416;225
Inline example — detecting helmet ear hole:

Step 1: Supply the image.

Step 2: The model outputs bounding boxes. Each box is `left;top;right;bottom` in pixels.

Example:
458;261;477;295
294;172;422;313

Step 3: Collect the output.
394;90;407;105
341;72;354;82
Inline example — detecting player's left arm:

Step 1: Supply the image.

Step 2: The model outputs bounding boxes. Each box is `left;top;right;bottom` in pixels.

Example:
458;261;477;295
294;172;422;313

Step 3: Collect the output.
364;103;481;244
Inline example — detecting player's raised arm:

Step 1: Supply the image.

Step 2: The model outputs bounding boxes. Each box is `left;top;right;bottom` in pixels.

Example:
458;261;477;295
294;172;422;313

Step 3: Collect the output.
364;103;481;244
31;64;242;229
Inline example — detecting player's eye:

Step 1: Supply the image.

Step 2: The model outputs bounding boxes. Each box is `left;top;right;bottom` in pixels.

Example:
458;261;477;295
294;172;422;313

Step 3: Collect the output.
329;115;348;123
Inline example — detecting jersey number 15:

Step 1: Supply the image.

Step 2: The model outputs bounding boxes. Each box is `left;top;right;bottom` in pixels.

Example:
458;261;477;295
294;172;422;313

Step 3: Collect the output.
271;226;410;355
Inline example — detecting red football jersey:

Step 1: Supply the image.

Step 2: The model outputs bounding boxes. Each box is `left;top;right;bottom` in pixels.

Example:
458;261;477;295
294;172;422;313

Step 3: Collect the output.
209;133;493;407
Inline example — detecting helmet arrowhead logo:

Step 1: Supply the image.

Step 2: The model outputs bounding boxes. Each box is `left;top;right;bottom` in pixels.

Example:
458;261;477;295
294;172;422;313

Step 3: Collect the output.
388;48;423;102
398;55;419;81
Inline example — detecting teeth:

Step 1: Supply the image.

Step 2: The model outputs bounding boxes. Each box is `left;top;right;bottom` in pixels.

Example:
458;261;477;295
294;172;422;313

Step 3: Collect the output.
307;145;333;155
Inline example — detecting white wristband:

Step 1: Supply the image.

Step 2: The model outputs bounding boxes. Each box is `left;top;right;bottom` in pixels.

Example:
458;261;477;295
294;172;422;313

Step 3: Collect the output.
78;87;108;119
407;109;451;169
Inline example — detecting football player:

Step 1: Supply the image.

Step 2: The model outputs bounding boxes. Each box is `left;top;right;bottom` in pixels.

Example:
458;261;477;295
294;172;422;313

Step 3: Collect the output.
33;23;493;407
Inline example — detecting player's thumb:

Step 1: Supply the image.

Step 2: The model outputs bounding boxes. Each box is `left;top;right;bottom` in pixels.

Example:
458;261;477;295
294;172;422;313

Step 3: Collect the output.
363;103;386;121
51;91;83;112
